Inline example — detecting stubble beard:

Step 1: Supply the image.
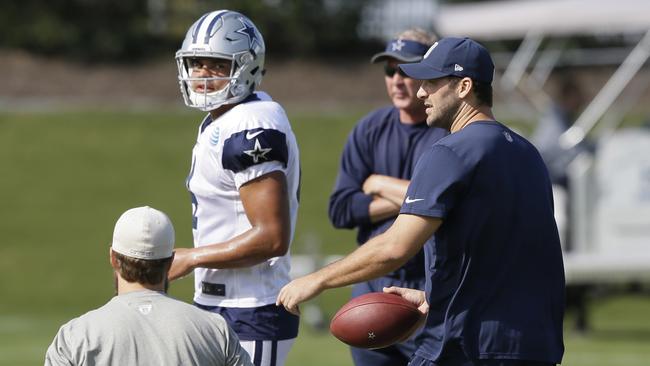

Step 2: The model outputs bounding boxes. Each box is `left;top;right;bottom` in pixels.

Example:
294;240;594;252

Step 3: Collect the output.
428;99;462;131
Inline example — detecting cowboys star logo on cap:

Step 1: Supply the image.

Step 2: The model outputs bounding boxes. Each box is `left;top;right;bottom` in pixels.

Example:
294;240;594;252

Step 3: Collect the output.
370;39;431;64
391;39;405;51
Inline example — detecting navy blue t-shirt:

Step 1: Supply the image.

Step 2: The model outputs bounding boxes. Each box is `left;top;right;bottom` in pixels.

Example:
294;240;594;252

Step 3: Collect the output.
329;106;448;277
400;121;565;363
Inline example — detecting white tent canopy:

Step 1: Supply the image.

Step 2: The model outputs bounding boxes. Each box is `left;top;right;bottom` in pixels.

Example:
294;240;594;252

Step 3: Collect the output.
435;0;650;40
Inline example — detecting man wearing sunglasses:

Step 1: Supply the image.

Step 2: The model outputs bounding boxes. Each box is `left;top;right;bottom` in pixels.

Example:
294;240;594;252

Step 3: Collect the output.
328;29;447;366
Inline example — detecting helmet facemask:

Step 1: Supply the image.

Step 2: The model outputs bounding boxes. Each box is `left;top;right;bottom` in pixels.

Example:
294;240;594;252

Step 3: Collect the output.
177;55;235;111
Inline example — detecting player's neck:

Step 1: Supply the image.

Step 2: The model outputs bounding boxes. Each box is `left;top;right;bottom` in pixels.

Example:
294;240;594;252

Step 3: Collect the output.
115;274;166;295
450;104;495;133
209;103;237;120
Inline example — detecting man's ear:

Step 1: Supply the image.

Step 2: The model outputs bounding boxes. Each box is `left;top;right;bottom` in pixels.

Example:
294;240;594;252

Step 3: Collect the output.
109;248;118;269
457;77;473;99
165;252;176;272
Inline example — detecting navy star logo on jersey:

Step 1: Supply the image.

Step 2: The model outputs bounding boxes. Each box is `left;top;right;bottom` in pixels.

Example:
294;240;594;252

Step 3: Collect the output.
235;17;261;49
222;128;288;172
243;138;272;163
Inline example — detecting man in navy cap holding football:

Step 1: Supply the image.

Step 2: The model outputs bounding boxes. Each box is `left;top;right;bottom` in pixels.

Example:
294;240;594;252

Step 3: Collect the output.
328;28;447;366
278;37;565;366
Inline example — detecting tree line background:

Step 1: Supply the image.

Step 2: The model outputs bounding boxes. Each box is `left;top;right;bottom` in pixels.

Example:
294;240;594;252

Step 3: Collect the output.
0;0;488;62
0;0;381;62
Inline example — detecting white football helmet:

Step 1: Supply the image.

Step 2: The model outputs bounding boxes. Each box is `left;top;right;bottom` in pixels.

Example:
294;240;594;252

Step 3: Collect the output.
176;10;266;111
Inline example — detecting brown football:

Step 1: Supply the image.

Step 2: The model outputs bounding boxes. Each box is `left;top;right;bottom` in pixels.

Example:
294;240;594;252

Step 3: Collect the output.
329;292;423;349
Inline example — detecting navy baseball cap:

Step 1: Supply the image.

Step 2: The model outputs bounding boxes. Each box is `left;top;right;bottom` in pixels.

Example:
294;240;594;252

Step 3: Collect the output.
399;37;494;83
371;39;430;63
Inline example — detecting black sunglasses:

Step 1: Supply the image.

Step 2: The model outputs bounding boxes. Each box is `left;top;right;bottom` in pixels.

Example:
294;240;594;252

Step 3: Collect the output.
384;65;408;78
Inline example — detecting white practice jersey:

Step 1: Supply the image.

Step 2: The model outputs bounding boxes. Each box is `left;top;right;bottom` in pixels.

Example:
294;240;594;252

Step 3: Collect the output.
187;91;300;307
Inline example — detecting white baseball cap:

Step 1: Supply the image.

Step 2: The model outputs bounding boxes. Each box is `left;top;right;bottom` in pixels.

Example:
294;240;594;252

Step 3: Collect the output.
111;206;175;260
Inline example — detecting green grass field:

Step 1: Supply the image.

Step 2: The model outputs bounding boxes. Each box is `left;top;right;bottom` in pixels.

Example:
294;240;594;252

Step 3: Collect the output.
1;110;649;365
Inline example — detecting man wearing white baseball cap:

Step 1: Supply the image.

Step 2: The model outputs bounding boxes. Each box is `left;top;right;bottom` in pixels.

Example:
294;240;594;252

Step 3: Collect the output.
45;206;253;366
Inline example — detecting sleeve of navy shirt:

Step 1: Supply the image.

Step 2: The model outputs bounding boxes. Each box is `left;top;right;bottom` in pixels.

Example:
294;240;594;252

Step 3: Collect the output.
328;121;375;228
222;128;288;173
400;144;470;219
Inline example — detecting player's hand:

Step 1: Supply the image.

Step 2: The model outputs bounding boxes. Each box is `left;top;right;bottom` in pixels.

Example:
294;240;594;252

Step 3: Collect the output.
276;274;324;315
383;286;429;315
384;286;428;342
168;248;195;281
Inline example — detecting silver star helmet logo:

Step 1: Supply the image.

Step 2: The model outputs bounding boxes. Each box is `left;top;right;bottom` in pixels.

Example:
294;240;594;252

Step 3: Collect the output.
244;138;272;163
368;331;376;340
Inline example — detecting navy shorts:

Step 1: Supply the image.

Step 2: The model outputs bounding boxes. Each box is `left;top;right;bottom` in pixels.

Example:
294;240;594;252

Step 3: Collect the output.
195;302;299;341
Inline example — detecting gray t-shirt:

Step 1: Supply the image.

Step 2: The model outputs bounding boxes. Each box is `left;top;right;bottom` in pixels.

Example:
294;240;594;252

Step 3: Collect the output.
45;290;252;366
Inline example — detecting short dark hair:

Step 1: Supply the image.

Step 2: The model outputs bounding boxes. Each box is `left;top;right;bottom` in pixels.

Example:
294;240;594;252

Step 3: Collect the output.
472;80;493;107
113;251;172;285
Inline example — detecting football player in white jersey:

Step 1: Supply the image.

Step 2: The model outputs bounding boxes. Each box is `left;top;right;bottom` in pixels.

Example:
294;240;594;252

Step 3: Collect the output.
169;10;301;366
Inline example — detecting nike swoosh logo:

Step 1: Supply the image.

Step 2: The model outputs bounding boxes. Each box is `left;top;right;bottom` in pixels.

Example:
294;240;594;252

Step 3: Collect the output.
405;197;424;204
246;130;264;140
